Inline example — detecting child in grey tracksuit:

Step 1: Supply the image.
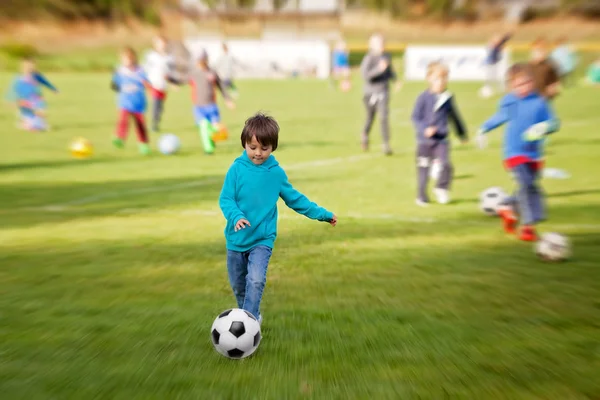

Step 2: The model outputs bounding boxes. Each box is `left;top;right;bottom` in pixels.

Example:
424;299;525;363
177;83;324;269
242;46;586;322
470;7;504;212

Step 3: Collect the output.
360;34;397;155
411;62;467;206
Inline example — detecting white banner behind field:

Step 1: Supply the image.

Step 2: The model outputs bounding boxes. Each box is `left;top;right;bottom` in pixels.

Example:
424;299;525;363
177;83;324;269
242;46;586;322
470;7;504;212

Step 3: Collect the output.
404;46;511;81
183;39;331;79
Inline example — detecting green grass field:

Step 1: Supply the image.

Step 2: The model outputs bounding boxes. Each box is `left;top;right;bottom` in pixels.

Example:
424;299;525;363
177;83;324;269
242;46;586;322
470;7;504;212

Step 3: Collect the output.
1;72;600;400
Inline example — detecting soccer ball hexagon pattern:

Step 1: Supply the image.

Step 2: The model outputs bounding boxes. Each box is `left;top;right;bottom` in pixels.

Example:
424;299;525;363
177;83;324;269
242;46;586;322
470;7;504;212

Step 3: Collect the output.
211;308;261;359
479;187;508;216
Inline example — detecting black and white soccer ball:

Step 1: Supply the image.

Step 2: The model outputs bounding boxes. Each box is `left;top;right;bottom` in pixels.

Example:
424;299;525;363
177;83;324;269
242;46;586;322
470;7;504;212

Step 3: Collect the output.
479;187;508;216
535;232;571;262
211;308;261;359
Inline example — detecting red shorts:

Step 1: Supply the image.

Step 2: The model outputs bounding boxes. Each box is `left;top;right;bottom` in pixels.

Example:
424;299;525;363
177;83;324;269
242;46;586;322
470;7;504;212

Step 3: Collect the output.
150;87;167;100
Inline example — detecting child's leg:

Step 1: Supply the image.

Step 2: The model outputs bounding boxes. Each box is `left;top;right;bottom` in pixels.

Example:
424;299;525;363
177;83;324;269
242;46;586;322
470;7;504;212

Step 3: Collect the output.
152;95;165;132
416;141;433;202
529;168;545;224
376;91;392;153
512;164;538;226
433;141;453;190
132;112;149;143
227;250;249;309
199;119;216;154
361;94;377;149
242;245;272;320
115;109;130;141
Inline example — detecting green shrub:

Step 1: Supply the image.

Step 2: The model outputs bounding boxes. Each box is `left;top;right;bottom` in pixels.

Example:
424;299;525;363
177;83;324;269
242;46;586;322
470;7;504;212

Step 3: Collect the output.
0;43;39;59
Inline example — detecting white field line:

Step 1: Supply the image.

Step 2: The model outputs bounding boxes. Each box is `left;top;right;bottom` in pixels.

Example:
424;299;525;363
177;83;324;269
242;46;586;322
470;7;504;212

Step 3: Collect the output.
34;206;600;230
26;154;376;212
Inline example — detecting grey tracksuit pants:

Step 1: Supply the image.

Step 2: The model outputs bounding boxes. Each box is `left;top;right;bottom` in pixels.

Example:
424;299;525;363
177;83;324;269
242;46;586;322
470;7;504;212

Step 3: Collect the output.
362;91;390;147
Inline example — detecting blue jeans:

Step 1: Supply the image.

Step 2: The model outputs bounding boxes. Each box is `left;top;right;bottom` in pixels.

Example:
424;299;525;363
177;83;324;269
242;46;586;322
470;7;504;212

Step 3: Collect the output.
501;163;545;225
226;246;272;320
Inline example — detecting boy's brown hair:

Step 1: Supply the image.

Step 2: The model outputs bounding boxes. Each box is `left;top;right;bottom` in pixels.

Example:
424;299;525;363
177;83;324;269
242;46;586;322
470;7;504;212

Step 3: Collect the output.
241;113;279;151
506;62;533;82
121;47;138;64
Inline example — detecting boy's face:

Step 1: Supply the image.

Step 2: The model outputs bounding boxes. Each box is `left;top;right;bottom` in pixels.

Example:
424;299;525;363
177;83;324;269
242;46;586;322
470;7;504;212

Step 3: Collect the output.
511;73;534;97
428;70;448;93
122;53;135;68
22;60;35;75
245;135;273;165
155;38;167;53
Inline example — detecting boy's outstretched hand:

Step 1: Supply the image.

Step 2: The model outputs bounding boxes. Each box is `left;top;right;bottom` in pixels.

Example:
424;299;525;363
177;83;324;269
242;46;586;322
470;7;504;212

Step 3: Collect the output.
225;100;236;110
234;218;251;232
329;215;338;227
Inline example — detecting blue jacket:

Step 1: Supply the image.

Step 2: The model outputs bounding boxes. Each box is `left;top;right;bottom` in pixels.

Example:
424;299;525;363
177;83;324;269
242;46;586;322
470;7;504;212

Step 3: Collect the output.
480;92;559;161
411;90;467;143
8;73;57;105
111;66;148;113
219;152;334;252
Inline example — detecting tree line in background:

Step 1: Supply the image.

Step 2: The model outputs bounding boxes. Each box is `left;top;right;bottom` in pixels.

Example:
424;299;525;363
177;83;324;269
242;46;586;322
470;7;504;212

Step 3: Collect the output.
0;0;598;24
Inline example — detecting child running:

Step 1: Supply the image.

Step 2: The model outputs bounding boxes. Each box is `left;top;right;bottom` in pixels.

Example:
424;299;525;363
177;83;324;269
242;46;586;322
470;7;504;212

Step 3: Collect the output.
111;47;151;155
143;35;176;133
188;49;235;154
8;56;58;132
411;62;467;206
219;113;337;324
476;63;560;241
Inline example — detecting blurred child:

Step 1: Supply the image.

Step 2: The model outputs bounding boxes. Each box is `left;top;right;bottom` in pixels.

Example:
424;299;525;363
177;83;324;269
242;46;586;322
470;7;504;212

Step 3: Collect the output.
214;42;240;98
360;33;397;155
111;47;151;155
530;38;561;100
219;113;337;324
7;56;58;132
188;49;235;154
144;35;176;133
550;36;578;87
411;62;467;206
476;63;560;241
480;31;512;97
332;40;351;91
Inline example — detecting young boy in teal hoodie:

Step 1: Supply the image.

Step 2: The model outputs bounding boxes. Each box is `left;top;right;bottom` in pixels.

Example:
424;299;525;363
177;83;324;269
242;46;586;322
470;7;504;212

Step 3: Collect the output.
219;113;337;324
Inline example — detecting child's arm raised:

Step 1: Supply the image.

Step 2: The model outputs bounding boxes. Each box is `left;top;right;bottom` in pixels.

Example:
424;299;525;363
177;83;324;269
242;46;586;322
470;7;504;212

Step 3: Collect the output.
34;72;58;93
524;102;560;141
219;165;248;226
476;96;511;149
279;171;334;223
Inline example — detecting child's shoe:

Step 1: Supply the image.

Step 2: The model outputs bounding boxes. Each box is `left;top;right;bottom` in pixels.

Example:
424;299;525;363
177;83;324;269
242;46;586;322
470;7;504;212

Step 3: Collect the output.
415;198;429;207
519;226;538;242
138;143;151;155
498;206;518;234
112;137;125;149
434;188;450;204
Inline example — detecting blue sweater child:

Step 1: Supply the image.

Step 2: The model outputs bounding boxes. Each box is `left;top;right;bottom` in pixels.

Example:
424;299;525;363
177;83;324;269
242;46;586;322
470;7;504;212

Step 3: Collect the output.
477;63;559;241
219;113;337;324
7;57;58;131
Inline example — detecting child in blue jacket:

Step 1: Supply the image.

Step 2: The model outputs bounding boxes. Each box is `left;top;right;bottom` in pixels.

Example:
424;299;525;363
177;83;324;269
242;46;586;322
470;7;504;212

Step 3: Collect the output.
111;47;151;155
7;57;58;131
219;113;337;324
476;63;560;241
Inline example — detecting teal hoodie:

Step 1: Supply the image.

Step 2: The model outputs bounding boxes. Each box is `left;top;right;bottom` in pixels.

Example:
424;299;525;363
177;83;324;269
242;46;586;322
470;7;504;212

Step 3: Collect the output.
219;151;334;252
